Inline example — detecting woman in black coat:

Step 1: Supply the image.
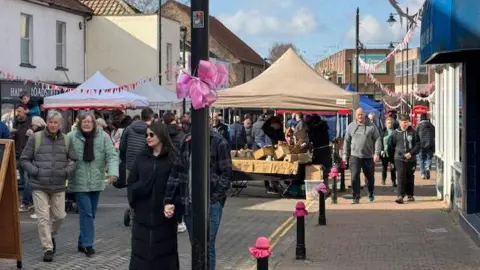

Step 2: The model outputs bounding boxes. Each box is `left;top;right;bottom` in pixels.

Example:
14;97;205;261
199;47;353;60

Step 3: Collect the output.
127;121;179;270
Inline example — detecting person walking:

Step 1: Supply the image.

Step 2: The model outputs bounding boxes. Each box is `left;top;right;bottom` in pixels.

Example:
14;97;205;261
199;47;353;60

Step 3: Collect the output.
24;116;47;219
229;115;247;150
164;128;232;270
388;114;421;204
309;115;331;182
416;113;435;179
20;111;77;262
381;117;397;187
128;121;179;270
13;105;33;211
67;112;119;257
120;108;154;179
163;112;187;233
343;108;382;204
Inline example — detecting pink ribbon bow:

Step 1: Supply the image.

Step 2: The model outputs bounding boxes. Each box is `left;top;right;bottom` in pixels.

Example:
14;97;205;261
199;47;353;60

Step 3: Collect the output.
248;237;272;259
316;182;328;195
293;201;309;217
328;167;340;179
176;60;228;110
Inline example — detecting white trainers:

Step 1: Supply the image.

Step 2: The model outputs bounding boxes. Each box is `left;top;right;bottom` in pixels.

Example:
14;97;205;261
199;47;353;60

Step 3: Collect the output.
177;222;187;233
30;213;38;219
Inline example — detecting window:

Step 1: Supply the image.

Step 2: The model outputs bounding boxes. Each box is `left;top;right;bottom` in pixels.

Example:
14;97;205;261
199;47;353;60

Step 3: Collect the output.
243;66;247;82
395;62;403;77
337;73;343;84
166;43;173;81
20;13;33;65
251;67;255;79
419;65;428;74
56;21;66;68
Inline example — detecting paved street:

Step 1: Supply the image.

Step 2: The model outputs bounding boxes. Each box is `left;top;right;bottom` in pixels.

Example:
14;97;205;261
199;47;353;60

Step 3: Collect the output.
0;184;299;270
274;171;480;270
2;170;480;270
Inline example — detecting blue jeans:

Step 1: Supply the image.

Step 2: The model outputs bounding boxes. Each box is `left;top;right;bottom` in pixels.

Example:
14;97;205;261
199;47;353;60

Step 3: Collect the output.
419;148;434;175
76;191;100;248
184;202;223;270
18;159;32;205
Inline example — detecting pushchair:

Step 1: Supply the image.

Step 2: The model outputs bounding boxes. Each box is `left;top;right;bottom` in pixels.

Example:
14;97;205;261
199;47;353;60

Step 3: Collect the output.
65;180;78;213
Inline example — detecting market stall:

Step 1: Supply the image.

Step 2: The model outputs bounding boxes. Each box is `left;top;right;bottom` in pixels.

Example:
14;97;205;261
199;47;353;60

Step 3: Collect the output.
43;71;149;110
215;49;357;198
133;81;186;111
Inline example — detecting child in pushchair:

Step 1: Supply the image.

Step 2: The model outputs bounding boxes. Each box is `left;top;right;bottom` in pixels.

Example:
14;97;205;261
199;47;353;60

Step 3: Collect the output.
65;180;78;213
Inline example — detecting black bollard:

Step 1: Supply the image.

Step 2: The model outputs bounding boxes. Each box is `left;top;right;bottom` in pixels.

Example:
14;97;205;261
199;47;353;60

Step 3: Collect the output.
257;257;268;270
249;237;271;270
318;191;326;225
294;201;307;260
340;167;346;192
331;176;338;204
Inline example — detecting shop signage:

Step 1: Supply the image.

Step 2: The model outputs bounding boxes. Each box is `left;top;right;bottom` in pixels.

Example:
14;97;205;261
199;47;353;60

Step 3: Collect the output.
420;0;480;64
0;81;57;102
352;54;387;74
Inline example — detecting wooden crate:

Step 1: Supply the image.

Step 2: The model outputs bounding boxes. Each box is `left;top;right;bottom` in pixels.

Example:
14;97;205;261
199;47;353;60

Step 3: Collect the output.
253;147;274;160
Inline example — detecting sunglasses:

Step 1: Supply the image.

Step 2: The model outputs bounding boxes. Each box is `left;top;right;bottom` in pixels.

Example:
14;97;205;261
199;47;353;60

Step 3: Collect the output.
145;132;155;138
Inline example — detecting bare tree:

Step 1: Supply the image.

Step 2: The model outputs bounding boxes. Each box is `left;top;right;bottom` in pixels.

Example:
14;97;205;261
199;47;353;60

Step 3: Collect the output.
268;42;301;62
125;0;190;13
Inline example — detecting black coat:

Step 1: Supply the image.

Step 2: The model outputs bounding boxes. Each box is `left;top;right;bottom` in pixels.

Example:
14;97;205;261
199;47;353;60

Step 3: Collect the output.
416;120;435;150
127;149;179;270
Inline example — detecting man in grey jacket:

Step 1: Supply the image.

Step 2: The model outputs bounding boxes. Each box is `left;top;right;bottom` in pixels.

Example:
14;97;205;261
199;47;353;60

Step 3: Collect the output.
343;108;382;204
21;111;77;262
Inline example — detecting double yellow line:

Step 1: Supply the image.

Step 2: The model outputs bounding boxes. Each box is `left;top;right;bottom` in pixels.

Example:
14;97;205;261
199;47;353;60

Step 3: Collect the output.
268;200;315;250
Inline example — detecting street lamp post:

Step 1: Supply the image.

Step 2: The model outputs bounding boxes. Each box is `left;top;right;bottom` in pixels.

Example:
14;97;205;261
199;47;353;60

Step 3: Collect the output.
190;0;210;269
355;7;360;93
158;1;162;86
387;7;410;113
180;26;187;115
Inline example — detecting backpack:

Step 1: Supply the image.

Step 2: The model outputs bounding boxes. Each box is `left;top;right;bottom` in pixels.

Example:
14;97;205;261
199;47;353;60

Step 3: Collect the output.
34;132;70;155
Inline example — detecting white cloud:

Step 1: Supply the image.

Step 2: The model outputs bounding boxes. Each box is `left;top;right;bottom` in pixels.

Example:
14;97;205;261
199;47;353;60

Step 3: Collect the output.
346;15;409;45
265;0;293;8
217;8;318;36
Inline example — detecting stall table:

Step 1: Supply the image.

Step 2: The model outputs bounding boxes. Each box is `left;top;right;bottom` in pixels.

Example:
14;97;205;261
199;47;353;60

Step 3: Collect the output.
231;158;309;197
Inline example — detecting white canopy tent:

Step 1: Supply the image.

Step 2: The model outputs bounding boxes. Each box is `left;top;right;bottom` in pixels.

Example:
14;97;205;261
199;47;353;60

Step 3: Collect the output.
215;48;358;111
43;72;149;110
133;82;184;110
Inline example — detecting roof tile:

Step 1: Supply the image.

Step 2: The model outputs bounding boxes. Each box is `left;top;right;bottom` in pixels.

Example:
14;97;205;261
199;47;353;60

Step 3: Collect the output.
79;0;138;15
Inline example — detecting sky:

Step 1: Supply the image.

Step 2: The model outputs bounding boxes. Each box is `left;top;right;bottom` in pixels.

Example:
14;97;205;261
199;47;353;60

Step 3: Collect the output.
128;0;425;65
211;0;425;65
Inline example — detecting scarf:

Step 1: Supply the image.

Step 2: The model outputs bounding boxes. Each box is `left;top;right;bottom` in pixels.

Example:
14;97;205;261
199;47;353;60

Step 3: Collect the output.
81;130;95;162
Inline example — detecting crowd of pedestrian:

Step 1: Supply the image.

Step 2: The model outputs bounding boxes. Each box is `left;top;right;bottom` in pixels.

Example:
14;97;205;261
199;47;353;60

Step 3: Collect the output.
343;108;436;204
10;90;231;269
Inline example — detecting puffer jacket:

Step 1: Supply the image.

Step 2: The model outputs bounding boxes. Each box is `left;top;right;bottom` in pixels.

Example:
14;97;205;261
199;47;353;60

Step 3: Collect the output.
252;116;266;148
67;128;119;193
20;129;77;193
120;121;148;170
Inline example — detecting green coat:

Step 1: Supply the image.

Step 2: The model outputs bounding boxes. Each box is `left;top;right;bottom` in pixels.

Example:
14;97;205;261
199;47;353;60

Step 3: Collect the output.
67;128;119;192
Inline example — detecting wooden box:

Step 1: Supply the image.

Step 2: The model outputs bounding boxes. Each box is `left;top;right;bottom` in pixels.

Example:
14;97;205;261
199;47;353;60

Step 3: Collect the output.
289;145;303;154
305;165;323;180
274;145;290;160
253;147;274;160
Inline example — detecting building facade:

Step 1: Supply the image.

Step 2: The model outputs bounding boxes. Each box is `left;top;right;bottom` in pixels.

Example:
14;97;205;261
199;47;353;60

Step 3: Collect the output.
0;0;92;122
421;0;480;246
314;49;395;100
162;0;265;87
85;14;180;92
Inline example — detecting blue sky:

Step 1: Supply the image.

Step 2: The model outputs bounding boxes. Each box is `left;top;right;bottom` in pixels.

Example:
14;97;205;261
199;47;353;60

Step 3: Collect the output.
210;0;424;64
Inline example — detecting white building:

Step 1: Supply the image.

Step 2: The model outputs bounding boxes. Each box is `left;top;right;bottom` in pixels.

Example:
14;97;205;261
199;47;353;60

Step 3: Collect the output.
431;64;462;208
0;0;92;117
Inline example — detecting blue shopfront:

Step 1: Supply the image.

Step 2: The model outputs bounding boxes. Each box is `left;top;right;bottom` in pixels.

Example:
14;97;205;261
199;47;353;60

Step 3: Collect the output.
421;0;480;245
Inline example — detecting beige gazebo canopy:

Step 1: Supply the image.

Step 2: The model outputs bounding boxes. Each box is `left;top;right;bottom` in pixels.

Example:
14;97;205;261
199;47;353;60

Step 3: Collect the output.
216;48;359;111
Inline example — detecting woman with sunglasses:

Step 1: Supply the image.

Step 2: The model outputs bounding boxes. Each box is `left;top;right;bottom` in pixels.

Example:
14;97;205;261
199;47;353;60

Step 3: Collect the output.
67;112;119;257
128;121;179;270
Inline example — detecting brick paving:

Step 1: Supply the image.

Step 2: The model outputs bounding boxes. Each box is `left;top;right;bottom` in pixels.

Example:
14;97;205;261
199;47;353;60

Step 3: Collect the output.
0;186;298;270
273;171;480;270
